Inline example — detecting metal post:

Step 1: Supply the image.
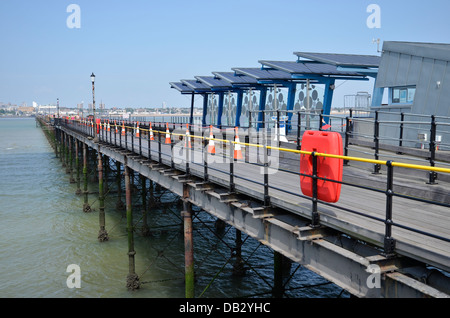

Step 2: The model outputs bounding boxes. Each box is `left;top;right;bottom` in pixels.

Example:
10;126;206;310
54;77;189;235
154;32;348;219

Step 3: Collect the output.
232;229;245;276
158;127;162;164
306;79;310;130
276;109;280;147
384;161;396;257
185;128;190;176
125;122;128;150
98;148;109;242
297;111;301;150
344;116;350;166
69;136;76;183
75;140;81;195
263;128;270;207
204;131;209;181
273;251;284;298
319;111;323;131
141;174;150;236
131;122;134;153
124;159;140;290
64;133;69;170
428;115;438;184
373;111;381;174
147;122;151;160
311;152;320;227
397;112;404;153
82;143;91;212
182;200;194;298
116;160;125;210
229;140;235;193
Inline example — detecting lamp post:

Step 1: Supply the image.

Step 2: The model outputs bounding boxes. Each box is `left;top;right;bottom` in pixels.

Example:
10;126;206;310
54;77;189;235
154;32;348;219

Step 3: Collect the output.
57;98;60;125
91;72;98;142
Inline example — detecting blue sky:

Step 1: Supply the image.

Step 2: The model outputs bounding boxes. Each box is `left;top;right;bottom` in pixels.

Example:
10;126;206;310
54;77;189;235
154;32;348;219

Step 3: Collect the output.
1;0;449;109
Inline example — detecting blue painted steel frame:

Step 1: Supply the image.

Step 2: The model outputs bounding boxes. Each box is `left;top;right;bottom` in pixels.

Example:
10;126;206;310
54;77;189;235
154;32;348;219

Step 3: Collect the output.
235;89;243;127
202;93;208;126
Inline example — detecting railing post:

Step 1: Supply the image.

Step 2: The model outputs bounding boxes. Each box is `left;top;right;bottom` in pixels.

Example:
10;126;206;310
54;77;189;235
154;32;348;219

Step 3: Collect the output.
263;128;270;207
373;111;381;174
139;123;142;156
310;152;320;227
319;111;323;131
297;111;301;150
344;116;350;166
125;122;128;150
119;121;122;148
229;140;235;193
131;122;134;153
158;126;162;164
383;160;396;257
276;110;280;147
397;112;404;154
185;128;190;176
203;131;208;182
428;115;438;184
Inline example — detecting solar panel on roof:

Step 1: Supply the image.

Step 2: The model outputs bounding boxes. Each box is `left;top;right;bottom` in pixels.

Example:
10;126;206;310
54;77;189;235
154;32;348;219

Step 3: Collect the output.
259;60;364;76
195;76;232;89
181;79;211;91
232;67;292;80
294;52;381;68
170;82;194;93
212;72;259;85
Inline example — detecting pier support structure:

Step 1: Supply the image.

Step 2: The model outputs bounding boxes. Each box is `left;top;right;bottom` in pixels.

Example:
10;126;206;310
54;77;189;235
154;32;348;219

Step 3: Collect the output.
182;198;195;298
82;143;91;213
125;156;140;290
97;147;109;242
47;119;450;298
141;174;150;236
75;140;82;195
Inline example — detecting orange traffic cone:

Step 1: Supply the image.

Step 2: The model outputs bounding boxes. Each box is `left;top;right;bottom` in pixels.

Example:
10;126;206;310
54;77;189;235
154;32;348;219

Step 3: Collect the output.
207;125;215;154
114;120;118;133
107;120;110;132
149;122;154;141
121;121;125;136
185;124;191;148
136;121;140;138
234;127;243;160
165;123;171;144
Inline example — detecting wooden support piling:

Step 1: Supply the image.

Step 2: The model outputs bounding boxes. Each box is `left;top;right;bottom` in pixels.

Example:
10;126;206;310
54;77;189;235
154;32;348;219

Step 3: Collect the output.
273;251;284;298
97;148;109;242
116;160;125;210
124;157;140;290
182;199;194;298
75;140;81;195
232;229;245;276
141;174;150;236
82;142;91;213
69;136;75;183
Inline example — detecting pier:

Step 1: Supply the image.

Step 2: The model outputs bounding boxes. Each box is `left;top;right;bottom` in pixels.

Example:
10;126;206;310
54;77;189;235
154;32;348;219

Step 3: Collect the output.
37;115;450;298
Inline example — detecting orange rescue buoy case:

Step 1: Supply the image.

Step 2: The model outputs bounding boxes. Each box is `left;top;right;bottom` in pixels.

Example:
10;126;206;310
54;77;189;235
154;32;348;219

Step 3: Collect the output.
300;130;343;203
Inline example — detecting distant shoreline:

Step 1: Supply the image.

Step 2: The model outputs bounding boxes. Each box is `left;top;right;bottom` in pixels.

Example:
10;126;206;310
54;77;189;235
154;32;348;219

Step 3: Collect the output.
0;116;35;119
